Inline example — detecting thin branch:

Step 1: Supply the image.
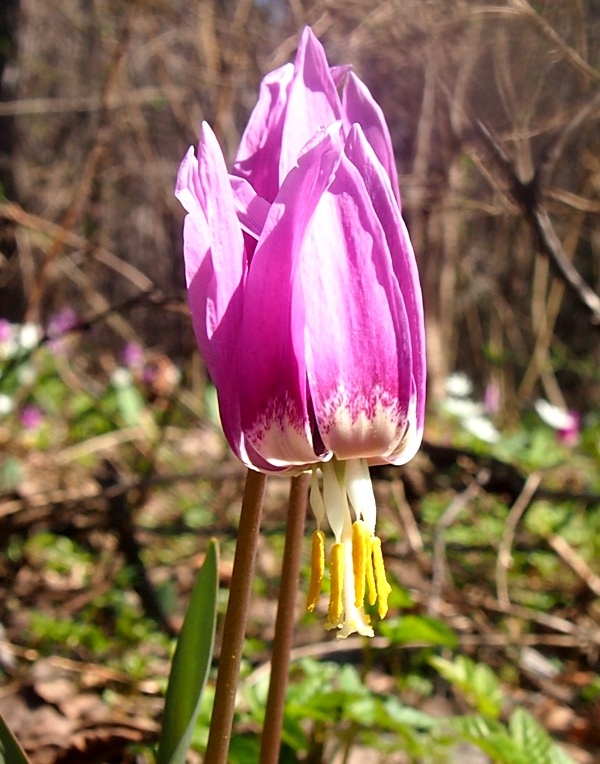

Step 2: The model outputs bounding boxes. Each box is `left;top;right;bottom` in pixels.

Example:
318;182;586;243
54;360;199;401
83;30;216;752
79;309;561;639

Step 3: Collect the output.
476;119;600;326
548;533;600;598
496;471;543;609
429;469;490;616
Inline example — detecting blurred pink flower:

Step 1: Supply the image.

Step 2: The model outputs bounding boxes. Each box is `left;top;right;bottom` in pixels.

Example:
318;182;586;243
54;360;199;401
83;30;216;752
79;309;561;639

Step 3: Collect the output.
20;404;43;430
484;381;500;415
0;319;12;343
557;411;580;446
122;341;145;370
47;308;78;354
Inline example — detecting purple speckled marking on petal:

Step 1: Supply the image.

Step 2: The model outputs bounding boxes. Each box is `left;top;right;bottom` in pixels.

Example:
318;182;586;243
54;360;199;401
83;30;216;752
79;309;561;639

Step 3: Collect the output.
245;390;321;467
316;383;407;460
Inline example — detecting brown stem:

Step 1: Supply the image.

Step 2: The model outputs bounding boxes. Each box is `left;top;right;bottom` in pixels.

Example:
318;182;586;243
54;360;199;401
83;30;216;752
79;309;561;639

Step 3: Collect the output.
259;472;310;764
204;468;267;764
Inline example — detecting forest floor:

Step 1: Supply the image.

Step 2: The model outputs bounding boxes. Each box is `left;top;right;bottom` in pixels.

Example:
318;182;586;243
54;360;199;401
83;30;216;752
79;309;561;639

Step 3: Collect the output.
0;347;599;763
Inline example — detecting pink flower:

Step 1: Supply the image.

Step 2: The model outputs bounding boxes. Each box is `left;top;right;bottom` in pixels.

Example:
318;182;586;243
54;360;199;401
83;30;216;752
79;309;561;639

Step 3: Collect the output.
176;28;425;637
47;308;78;354
535;400;581;447
122;341;145;370
557;411;580;446
0;319;11;344
20;404;43;430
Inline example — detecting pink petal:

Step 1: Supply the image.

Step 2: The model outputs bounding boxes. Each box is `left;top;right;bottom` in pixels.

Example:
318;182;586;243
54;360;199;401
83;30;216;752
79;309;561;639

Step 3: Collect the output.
343;125;425;463
239;125;344;466
302;147;414;461
330;64;353;87
278;27;343;184
229;175;270;240
341;72;401;209
180;123;247;461
233;63;294;202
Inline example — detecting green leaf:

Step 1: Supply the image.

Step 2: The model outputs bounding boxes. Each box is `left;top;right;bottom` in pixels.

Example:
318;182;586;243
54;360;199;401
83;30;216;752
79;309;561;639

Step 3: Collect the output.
380;615;458;648
509;708;553;764
156;539;219;764
550;745;578;764
115;382;145;428
447;716;529;764
429;655;504;718
0;714;31;764
382;696;438;730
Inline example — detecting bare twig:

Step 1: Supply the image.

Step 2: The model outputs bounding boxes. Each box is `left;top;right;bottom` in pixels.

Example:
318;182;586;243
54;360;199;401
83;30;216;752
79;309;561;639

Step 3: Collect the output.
496;471;543;609
476;119;600;326
548;533;600;599
389;478;424;555
429;469;490;616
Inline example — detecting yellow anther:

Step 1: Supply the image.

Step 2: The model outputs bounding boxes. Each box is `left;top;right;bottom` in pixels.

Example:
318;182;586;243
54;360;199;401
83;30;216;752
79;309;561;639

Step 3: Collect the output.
306;530;325;612
371;536;392;619
328;542;345;626
352;520;369;608
366;540;377;607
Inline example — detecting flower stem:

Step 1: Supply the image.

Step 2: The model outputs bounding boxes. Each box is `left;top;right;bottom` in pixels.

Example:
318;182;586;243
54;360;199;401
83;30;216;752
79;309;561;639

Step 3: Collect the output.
259;472;310;764
204;468;267;764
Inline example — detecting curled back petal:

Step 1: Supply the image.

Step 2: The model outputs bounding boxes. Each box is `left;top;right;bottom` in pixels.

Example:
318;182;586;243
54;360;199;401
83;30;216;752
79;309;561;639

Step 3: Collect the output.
175;145;203;219
229;175;271;240
182;123;247;462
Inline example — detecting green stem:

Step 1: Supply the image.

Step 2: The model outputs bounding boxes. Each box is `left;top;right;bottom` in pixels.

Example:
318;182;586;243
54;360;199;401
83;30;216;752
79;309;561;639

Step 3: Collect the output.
259;472;310;764
204;468;267;764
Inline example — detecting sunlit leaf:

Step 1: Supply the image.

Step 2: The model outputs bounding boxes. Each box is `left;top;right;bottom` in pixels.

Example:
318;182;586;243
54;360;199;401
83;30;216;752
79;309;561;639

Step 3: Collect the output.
429;655;504;719
156;538;219;764
509;708;553;764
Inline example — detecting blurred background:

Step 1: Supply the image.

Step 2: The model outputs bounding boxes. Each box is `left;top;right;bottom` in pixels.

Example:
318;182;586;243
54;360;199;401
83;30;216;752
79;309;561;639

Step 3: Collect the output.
1;2;600;763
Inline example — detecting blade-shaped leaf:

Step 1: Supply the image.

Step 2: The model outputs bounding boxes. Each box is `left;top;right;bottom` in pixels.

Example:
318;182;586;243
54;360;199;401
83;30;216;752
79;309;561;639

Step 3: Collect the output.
0;714;31;764
157;538;219;764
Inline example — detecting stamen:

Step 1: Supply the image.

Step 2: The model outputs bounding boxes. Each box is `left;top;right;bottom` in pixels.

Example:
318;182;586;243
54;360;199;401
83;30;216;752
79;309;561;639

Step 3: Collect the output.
328;542;345;626
366;539;377;606
352;520;369;608
371;536;392;619
306;530;325;612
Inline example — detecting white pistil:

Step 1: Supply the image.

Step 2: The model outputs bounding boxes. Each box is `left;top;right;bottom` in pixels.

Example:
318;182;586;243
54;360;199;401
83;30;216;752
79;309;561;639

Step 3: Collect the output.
345;458;377;534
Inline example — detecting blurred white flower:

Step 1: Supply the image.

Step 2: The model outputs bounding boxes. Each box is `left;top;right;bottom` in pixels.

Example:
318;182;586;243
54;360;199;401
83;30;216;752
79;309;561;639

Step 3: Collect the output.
0;394;14;416
111;367;132;388
440;397;484;419
534;399;580;446
17;363;38;386
534;400;573;430
441;371;501;444
462;416;501;444
445;372;473;398
18;323;42;350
